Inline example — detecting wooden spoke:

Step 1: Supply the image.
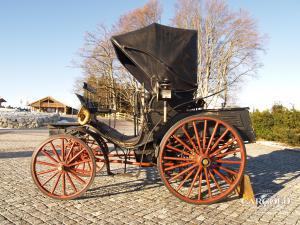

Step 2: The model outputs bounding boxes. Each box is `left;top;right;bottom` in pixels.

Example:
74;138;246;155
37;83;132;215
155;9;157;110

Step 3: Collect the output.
169;164;197;182
36;161;57;167
176;167;197;191
67;148;85;164
87;161;92;172
208;169;222;193
61;138;65;161
69;170;87;184
212;169;232;185
50;141;61;161
172;135;194;154
214;149;241;158
193;121;203;154
166;144;192;156
215;159;241;165
181;126;198;153
209;139;236;157
65;141;76;162
40;150;59;163
51;172;62;194
206;122;219;154
72;167;91;175
62;172;66;196
69;130;106;174
210;128;229;152
204;167;212;198
164;161;195;171
66;172;77;193
163;156;193;161
198;171;203;200
41;171;59;186
202;120;207;149
187;167;202;197
37;168;57;175
218;166;238;175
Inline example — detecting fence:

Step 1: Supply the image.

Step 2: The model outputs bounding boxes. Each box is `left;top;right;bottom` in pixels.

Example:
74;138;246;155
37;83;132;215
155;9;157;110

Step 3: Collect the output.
99;112;134;121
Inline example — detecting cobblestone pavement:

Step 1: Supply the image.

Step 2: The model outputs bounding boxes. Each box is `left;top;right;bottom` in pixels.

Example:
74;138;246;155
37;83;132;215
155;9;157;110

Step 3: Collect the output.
0;127;300;225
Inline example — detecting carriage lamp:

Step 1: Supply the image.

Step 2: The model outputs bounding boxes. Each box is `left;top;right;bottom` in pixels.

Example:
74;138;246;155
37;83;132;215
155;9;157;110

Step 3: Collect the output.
159;79;172;123
160;79;172;100
77;106;91;125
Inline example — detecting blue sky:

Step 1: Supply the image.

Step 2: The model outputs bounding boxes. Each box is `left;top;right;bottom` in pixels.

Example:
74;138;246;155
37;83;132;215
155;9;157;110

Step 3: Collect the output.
0;0;299;110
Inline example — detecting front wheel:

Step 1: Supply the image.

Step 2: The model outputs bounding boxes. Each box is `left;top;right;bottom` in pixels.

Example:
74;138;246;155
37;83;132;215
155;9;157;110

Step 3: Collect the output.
31;134;96;200
158;116;246;204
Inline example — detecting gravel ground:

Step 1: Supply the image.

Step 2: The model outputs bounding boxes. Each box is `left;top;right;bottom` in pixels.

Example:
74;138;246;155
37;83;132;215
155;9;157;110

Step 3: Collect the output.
0;122;300;225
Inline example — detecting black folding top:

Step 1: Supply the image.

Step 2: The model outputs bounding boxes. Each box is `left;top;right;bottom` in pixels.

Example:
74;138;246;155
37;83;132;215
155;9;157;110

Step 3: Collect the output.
111;23;198;92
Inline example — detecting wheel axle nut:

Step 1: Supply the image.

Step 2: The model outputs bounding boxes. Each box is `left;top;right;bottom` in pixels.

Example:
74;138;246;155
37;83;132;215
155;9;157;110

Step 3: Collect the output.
201;158;211;167
57;165;64;171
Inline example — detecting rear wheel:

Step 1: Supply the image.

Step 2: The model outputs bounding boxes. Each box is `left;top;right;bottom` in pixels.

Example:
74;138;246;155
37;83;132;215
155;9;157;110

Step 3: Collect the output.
158;116;246;204
31;134;96;200
67;127;107;173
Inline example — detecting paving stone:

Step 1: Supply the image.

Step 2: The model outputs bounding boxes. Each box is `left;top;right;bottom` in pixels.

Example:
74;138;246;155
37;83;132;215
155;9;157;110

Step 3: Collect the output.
1;129;300;224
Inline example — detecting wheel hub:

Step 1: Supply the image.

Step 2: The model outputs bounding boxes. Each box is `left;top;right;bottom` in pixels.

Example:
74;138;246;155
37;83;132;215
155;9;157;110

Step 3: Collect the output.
194;154;211;168
57;164;65;171
201;157;211;167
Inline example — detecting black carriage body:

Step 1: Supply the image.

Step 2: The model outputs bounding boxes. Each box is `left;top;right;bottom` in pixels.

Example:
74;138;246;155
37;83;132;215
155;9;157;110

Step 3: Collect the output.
111;23;198;108
48;106;255;153
111;23;198;92
49;23;255;160
149;106;255;142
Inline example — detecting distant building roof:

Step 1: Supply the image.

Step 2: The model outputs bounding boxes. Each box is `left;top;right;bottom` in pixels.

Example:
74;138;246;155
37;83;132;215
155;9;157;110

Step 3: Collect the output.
0;97;6;103
29;96;69;108
28;96;77;115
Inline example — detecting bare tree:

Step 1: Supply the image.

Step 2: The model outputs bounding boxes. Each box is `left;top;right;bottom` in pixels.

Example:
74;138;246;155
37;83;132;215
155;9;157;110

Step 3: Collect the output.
78;24;118;109
112;0;163;109
115;0;162;33
173;0;265;108
77;0;163;112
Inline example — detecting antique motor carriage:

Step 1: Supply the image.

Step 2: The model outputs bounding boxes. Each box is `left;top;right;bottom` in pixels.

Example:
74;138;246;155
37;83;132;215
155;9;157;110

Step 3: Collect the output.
31;23;255;204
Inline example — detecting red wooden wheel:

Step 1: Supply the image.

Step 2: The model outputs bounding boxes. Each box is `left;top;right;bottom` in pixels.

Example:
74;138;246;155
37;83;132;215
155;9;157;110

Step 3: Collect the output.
68;128;107;173
31;134;96;200
158;116;246;204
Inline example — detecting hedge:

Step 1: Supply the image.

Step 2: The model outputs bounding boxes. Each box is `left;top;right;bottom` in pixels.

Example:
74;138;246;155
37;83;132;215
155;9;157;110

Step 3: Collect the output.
250;104;300;146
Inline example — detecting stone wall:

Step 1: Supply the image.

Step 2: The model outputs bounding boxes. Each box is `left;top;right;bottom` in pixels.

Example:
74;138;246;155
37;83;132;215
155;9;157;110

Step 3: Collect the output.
0;111;60;128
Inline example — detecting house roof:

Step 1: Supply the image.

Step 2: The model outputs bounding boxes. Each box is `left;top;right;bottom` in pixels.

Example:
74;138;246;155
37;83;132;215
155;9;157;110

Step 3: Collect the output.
0;97;6;103
29;96;68;108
